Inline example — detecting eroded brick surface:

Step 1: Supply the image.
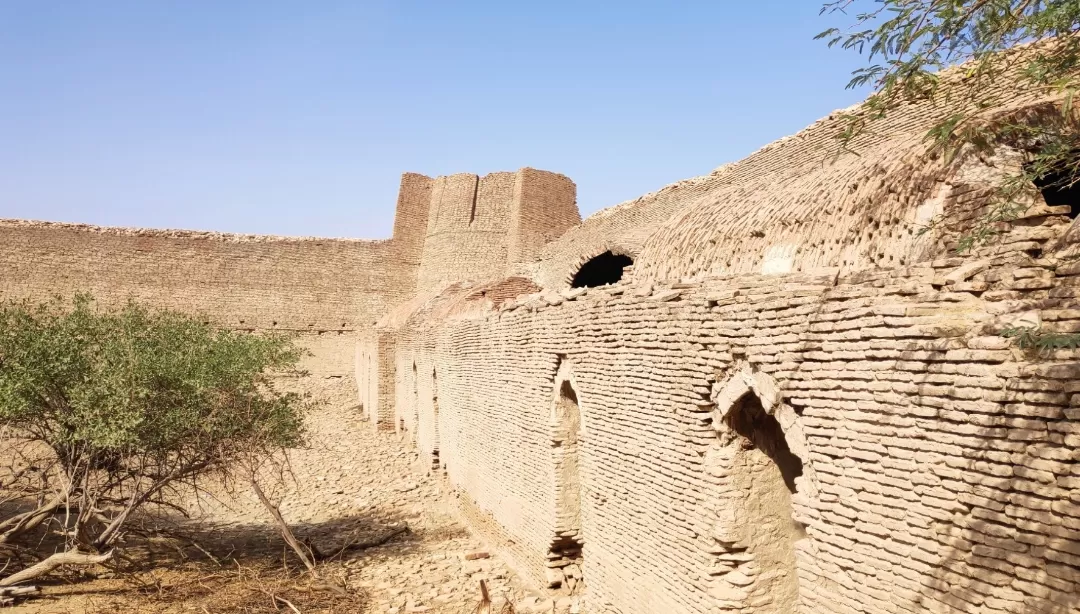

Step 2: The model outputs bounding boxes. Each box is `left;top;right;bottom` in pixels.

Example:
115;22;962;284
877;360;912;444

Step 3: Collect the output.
3;65;1079;614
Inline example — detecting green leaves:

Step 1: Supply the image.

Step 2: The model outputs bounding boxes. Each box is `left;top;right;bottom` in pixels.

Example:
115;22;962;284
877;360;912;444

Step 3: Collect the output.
0;295;309;458
1001;325;1080;354
821;0;1080;253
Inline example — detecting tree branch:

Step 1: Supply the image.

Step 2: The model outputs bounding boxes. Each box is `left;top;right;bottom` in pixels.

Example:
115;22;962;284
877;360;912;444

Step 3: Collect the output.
0;549;113;587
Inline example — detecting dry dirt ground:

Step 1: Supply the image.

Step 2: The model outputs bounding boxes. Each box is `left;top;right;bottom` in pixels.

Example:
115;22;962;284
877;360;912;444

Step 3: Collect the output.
7;379;573;614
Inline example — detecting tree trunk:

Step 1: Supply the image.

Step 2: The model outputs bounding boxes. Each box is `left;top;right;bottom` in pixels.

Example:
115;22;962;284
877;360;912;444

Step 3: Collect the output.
249;476;316;573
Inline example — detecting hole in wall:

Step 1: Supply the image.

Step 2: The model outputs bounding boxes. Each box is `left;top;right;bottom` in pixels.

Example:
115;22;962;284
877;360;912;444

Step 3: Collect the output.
571;252;633;288
713;388;805;612
724;393;803;494
1031;157;1080;219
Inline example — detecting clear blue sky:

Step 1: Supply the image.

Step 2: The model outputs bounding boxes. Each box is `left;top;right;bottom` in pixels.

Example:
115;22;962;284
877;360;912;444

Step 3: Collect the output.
0;1;869;239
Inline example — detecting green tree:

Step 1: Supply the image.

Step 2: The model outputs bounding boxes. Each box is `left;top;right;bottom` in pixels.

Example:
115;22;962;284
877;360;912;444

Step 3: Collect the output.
819;0;1080;250
0;295;314;590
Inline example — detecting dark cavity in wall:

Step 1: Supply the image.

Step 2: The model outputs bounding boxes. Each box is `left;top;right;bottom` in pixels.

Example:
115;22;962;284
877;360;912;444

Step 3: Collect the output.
1031;159;1080;219
724;393;803;493
571;251;633;288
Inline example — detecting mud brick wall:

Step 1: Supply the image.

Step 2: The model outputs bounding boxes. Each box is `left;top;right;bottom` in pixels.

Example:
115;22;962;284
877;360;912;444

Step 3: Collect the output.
416;169;578;294
0;220;407;330
0;219;408;378
394;248;1080;614
507;168;579;266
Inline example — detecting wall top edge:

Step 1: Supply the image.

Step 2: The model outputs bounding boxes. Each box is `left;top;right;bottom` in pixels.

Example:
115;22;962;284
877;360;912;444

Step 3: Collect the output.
0;218;391;245
417;167;574;183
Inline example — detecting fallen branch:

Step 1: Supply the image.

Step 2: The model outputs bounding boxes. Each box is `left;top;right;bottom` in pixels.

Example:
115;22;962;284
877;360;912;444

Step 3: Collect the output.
0;585;40;606
0;498;62;543
275;594;302;614
0;549;113;587
0;586;39;597
258;587;302;614
320;525;409;561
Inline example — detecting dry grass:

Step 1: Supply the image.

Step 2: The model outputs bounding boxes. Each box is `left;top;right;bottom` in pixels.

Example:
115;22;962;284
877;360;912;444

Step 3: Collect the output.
84;560;368;614
5;521;520;614
3;520;371;614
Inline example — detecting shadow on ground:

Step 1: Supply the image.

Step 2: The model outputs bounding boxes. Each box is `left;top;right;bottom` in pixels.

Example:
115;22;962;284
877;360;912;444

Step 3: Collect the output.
12;507;469;614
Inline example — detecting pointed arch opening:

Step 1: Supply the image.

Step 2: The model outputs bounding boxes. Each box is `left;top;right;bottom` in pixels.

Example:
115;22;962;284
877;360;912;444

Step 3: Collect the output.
548;378;584;591
431;367;441;472
724;392;803;494
709;389;803;613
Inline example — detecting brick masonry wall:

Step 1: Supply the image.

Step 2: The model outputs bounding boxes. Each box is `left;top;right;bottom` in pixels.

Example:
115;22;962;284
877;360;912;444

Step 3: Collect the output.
5;44;1078;614
0;219;408;379
418;169;581;294
531;57;1063;293
417;172;514;294
508;168;579;266
394;243;1080;614
378;74;1079;613
0;219;404;330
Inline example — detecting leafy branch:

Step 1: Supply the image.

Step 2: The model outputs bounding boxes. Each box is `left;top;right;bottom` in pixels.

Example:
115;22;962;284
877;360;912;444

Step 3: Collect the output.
820;0;1080;251
1001;324;1080;354
0;295;318;592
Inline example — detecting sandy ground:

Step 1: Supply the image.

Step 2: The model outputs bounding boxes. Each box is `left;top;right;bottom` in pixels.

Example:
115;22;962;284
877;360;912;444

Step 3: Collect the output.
6;378;571;614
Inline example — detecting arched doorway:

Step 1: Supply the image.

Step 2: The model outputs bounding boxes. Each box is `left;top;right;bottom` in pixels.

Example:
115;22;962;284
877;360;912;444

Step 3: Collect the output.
548;378;584;591
431;368;441;472
709;388;804;613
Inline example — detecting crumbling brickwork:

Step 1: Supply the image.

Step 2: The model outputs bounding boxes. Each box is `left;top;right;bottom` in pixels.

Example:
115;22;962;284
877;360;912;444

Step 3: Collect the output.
3;61;1079;614
391;250;1078;614
376;73;1079;613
